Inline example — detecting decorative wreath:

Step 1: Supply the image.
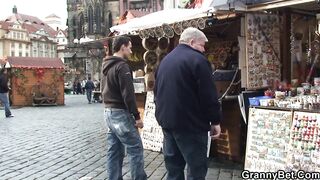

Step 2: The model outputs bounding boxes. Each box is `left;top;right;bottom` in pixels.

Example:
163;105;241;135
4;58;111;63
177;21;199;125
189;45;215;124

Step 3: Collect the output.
158;37;169;50
190;19;198;28
155;26;164;38
182;20;190;30
197;18;206;29
143;51;158;66
173;22;183;35
142;37;158;51
162;23;174;38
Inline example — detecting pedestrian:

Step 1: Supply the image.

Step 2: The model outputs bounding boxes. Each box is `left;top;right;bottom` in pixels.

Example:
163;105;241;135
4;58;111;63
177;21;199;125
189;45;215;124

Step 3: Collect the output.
81;79;86;95
0;69;14;118
84;77;95;104
76;80;82;94
101;36;147;180
154;27;221;180
73;81;77;94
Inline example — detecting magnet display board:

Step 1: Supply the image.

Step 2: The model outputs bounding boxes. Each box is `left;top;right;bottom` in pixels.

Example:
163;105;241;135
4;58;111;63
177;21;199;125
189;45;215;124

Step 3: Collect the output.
141;91;163;152
245;108;292;171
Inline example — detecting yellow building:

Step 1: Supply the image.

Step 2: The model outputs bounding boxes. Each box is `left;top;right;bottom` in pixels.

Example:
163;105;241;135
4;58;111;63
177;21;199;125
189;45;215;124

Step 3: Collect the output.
0;6;58;58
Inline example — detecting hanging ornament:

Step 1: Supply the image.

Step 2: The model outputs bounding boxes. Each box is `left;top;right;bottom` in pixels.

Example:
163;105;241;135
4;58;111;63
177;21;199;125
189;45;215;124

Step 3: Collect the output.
197;18;206;29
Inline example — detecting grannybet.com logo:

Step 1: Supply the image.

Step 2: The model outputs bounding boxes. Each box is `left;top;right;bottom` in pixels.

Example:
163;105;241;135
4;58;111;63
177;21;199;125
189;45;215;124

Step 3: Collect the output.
241;170;320;180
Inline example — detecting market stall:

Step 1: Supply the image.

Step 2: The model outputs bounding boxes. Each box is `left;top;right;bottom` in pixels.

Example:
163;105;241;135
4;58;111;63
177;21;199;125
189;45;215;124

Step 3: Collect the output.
110;8;246;161
243;0;320;171
7;57;65;106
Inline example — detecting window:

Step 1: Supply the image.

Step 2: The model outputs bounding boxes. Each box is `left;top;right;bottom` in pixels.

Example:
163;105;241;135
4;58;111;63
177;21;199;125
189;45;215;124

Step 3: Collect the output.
26;53;29;57
11;43;14;49
26;44;29;49
19;52;22;57
88;6;94;34
11;51;15;57
17;33;20;39
13;32;16;39
19;43;22;49
22;33;24;40
95;5;101;33
62;39;65;42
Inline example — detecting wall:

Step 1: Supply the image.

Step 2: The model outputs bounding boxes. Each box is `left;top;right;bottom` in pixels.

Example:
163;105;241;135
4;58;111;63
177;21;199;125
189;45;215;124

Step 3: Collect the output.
10;68;65;106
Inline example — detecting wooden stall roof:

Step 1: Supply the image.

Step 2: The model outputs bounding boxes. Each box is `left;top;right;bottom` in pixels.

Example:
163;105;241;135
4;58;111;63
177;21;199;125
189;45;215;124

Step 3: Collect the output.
7;57;64;69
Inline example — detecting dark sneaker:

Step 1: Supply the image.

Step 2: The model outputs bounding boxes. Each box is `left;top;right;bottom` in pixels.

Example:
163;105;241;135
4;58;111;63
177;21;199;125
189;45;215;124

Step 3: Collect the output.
6;114;14;118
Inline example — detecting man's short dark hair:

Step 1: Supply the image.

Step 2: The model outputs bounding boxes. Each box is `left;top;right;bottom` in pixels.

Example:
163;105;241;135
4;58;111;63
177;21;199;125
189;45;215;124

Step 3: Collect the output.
112;36;131;53
88;77;91;80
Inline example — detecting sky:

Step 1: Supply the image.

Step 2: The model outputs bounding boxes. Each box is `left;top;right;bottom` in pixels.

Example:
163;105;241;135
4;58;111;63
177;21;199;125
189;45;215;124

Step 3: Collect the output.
0;0;68;27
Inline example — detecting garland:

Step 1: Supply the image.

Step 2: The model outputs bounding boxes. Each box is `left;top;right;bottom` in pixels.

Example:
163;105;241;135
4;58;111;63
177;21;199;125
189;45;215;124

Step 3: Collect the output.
11;69;28;97
34;68;45;81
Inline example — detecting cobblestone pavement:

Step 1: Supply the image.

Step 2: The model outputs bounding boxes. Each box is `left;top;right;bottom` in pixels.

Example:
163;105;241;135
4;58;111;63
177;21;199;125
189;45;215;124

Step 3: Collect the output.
0;95;243;180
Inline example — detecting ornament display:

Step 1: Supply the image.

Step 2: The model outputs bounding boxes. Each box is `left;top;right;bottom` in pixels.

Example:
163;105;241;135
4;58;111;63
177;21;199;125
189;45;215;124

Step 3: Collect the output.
246;14;281;89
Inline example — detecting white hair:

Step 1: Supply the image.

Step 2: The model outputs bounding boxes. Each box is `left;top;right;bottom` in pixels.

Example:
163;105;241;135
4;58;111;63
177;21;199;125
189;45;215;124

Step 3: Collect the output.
179;27;208;44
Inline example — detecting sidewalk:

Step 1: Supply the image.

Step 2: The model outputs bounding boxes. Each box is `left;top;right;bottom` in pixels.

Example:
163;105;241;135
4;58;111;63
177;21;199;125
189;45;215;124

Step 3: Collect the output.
0;95;243;180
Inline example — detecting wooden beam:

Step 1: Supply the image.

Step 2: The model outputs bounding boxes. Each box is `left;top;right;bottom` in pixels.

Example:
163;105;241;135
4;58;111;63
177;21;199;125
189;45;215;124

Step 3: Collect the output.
281;9;292;82
247;0;315;12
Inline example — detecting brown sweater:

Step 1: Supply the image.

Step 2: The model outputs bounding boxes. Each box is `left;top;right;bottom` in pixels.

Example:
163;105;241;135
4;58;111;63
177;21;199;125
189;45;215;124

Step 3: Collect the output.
101;56;140;120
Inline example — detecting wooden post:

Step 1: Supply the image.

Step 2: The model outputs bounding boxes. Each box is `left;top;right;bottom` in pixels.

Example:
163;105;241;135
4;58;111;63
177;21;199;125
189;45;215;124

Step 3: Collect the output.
281;9;292;82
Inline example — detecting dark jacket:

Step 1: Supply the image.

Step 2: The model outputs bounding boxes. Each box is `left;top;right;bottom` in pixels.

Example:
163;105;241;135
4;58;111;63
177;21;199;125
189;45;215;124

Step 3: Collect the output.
0;74;9;93
101;56;140;120
85;80;95;90
154;44;221;133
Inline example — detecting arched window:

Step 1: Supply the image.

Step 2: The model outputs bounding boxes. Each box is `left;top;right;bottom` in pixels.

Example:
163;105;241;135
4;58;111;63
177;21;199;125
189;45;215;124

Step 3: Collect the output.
105;12;113;34
106;12;112;29
88;6;94;34
78;13;84;38
95;5;101;33
72;16;77;39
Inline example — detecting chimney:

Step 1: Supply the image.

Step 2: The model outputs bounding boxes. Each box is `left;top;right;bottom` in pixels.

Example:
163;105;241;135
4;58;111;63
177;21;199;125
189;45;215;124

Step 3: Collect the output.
13;5;17;14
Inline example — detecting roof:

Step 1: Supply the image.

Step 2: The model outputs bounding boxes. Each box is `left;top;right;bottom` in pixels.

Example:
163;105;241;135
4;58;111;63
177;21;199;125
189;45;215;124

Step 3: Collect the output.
45;14;61;19
0;21;13;30
7;57;64;69
119;10;150;24
5;13;57;37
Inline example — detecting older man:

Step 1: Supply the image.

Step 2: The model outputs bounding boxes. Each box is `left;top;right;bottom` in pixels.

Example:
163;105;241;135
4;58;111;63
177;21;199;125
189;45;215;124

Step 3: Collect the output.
154;27;221;180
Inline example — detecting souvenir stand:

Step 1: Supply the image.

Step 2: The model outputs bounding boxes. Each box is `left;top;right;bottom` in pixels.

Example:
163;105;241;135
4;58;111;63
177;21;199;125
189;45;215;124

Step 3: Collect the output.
110;8;249;160
243;0;320;172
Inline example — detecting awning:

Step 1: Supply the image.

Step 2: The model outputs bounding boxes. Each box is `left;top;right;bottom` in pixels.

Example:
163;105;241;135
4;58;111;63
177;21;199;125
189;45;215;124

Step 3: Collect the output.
246;0;316;11
110;8;213;35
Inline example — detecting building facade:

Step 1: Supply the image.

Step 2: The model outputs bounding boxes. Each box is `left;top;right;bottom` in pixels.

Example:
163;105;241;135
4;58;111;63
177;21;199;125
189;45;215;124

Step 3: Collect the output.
0;21;31;58
0;6;58;59
65;0;164;81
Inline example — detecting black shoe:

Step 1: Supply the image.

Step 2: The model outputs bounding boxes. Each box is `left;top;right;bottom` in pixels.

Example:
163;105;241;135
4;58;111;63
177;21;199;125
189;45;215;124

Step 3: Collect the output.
6;114;14;118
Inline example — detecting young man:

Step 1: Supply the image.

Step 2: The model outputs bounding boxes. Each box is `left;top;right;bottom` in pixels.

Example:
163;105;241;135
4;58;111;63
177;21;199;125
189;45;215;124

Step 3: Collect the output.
101;36;147;180
84;77;95;104
0;69;14;118
154;27;221;180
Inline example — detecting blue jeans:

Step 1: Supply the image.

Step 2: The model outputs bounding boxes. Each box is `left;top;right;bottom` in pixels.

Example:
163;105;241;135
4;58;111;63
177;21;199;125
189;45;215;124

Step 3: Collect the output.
105;108;147;180
0;93;11;117
86;89;92;103
162;129;208;180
